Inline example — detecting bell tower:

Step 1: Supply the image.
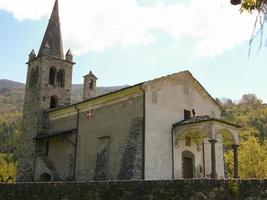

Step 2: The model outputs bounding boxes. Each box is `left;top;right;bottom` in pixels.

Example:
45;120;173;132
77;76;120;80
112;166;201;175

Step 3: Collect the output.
83;71;97;100
17;0;75;182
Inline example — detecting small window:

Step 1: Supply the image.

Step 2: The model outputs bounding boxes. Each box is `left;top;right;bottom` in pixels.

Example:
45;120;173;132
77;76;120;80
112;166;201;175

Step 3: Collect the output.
185;136;191;146
50;95;58;109
184;109;191;120
44;140;49;156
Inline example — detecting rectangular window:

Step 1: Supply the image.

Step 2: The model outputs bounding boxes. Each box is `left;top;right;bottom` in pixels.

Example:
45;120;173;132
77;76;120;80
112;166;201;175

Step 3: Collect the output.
44;140;49;156
184;109;191;120
185;136;191;146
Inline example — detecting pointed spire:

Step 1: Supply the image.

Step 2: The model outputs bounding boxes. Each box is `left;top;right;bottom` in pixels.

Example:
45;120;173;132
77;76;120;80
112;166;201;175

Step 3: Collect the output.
29;49;36;56
50;0;60;23
29;49;36;61
65;49;73;62
38;0;64;59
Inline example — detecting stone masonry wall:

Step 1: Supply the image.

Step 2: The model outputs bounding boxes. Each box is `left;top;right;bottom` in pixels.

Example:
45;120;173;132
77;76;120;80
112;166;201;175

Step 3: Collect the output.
0;179;267;200
76;94;144;181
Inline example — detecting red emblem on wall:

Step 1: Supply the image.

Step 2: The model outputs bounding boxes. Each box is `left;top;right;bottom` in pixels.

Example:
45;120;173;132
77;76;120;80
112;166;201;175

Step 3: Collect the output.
86;109;94;120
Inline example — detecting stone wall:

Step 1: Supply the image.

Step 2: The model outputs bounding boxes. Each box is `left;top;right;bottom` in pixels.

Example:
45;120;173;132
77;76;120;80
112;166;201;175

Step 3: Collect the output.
76;94;144;181
1;179;267;200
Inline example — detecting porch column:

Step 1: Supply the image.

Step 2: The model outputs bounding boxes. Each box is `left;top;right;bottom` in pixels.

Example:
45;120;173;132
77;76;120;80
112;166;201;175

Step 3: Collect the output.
209;139;217;178
233;144;239;178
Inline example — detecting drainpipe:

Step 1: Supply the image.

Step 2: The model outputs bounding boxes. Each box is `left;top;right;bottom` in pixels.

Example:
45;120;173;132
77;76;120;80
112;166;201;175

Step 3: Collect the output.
171;127;174;180
74;105;80;181
139;85;146;180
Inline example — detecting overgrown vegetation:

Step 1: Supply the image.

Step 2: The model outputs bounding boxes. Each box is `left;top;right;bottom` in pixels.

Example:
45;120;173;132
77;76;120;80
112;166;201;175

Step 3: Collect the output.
219;94;267;178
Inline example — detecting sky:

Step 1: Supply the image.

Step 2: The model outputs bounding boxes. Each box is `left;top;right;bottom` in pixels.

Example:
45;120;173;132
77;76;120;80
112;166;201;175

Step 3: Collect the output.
0;0;266;102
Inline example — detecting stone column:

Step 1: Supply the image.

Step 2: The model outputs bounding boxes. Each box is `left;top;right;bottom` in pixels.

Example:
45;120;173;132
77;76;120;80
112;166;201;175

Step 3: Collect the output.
209;139;217;178
233;144;239;178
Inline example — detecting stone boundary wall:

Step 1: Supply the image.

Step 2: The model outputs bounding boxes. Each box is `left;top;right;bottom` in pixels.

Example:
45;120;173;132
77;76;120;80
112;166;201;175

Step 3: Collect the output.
0;179;267;200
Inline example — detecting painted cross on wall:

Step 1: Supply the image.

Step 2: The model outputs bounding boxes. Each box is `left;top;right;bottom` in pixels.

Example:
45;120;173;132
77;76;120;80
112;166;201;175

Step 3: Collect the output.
86;109;94;120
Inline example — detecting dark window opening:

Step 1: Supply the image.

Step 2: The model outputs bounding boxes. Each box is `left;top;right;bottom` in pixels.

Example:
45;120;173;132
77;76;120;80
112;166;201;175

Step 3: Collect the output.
50;95;58;109
44;140;49;156
39;173;51;182
49;67;57;85
184;109;191;120
89;79;94;89
57;69;65;87
185;136;191;146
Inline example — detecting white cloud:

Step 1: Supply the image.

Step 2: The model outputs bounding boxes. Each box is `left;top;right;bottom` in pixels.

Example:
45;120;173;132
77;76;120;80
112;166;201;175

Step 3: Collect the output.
0;0;257;56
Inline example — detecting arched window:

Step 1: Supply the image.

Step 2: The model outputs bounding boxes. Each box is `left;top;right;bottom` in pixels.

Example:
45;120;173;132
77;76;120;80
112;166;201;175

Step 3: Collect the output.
49;67;57;85
50;95;58;109
57;69;65;87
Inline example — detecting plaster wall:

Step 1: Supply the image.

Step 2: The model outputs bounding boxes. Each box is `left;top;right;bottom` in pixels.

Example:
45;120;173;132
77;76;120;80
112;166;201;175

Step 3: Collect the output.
174;136;224;179
144;73;221;180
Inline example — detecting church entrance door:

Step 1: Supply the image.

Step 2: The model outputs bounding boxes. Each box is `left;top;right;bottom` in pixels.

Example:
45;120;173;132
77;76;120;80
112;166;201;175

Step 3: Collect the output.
182;150;195;178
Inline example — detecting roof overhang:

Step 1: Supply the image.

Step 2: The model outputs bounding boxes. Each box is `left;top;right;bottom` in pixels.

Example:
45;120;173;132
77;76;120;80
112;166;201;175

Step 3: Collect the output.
34;129;76;140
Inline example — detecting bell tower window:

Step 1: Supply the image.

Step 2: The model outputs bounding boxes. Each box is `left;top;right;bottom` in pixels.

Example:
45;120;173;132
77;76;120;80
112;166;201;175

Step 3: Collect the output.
49;67;57;85
89;79;94;89
57;69;65;87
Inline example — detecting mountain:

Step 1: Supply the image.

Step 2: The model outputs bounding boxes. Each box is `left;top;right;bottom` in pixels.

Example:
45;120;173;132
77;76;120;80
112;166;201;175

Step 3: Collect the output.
0;79;127;106
0;79;24;90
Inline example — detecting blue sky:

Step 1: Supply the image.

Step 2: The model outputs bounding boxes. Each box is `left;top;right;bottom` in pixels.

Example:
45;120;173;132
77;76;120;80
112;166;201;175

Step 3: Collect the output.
0;0;266;102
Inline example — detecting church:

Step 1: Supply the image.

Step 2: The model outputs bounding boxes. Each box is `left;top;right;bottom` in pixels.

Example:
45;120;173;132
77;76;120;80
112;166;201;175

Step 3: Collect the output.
17;0;240;182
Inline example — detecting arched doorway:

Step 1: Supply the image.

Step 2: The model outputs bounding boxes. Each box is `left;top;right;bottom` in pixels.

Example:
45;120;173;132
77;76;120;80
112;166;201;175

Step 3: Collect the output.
39;172;51;182
182;150;195;178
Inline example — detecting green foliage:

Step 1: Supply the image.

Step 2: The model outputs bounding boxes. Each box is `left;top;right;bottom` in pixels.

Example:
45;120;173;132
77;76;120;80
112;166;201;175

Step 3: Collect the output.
227;179;239;197
221;94;267;141
0;153;16;183
224;137;267;178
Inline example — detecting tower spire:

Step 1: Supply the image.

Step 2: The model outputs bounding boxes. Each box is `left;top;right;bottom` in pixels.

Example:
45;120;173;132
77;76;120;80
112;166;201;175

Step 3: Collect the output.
38;0;64;59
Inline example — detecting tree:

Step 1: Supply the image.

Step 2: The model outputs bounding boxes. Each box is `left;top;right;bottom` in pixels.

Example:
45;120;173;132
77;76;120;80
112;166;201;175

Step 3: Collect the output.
224;136;267;178
230;0;267;52
0;154;16;183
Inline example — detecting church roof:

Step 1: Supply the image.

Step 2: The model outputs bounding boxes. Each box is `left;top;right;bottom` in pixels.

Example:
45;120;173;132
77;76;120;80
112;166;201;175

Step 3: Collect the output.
47;71;222;119
38;0;64;59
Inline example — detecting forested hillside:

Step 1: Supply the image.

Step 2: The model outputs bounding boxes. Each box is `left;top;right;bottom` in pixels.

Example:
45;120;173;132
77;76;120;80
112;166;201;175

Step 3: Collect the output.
0;80;267;181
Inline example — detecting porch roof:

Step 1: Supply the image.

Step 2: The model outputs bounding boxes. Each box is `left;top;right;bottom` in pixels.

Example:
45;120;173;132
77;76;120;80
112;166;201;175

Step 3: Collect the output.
173;115;241;129
34;129;76;140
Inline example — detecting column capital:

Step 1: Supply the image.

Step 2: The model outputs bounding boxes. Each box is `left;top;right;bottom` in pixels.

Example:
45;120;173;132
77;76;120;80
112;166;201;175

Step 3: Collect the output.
232;144;240;147
208;139;217;143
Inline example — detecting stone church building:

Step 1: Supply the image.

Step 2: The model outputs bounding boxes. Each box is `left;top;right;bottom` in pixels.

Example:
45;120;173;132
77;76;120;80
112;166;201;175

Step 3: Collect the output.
17;0;240;182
